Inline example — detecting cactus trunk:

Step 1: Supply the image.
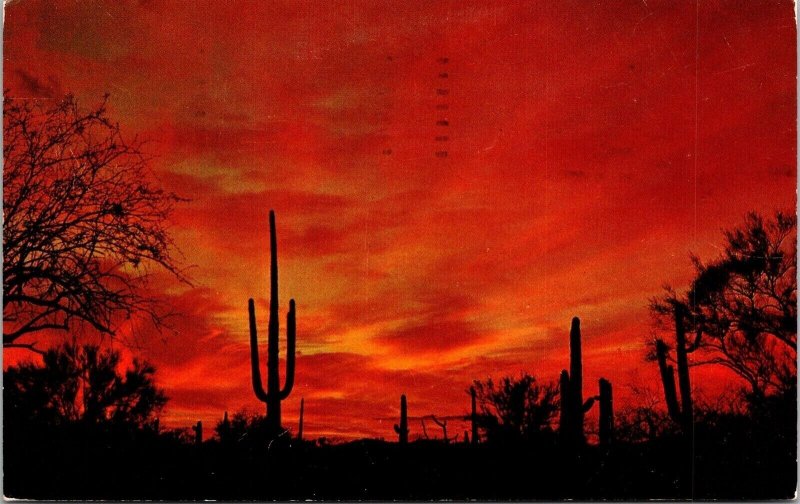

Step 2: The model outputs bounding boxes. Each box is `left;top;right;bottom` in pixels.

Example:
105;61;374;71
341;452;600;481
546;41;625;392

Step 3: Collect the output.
598;378;613;446
559;317;599;447
560;318;589;446
394;394;409;444
248;210;297;437
266;209;281;432
568;317;584;444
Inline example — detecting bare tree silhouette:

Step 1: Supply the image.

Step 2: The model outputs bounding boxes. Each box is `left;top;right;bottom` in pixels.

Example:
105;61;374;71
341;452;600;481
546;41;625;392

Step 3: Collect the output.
3;94;187;352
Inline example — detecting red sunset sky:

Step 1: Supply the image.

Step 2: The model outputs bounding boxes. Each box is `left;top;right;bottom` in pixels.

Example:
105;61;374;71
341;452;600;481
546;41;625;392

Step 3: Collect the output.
3;0;796;440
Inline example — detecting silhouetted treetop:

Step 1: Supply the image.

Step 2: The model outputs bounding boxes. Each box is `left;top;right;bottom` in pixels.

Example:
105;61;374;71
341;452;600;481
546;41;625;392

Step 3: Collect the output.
471;373;558;444
3;94;188;351
650;211;796;400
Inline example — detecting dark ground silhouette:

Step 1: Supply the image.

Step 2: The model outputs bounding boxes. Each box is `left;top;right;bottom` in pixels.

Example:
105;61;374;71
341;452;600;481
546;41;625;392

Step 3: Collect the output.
4;386;796;500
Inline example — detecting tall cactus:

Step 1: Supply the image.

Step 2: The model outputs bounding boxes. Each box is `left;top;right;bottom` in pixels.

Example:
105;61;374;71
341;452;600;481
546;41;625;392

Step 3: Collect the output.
559;317;595;446
598;378;613;446
653;303;694;432
249;210;296;436
394;394;408;444
569;317;584;431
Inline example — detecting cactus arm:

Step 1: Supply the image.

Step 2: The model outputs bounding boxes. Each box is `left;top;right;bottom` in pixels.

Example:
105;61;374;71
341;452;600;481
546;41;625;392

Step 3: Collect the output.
279;299;296;400
249;298;269;402
394;424;402;434
582;397;596;412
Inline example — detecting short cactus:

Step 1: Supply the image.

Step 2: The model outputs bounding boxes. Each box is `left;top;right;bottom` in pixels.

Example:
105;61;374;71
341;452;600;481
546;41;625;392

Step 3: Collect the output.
393;394;408;444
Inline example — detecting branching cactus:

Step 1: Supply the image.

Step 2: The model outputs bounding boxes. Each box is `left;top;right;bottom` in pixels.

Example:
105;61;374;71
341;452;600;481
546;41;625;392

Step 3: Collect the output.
559;317;596;446
394;394;409;444
653;304;694;433
249;210;297;436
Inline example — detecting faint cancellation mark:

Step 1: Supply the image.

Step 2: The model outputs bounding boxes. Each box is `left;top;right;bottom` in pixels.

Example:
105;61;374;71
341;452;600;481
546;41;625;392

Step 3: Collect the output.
435;57;449;159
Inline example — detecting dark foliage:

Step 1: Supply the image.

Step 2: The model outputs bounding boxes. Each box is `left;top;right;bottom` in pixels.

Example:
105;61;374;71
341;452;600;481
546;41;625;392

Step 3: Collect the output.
471;373;559;445
5;342;166;428
6;397;795;500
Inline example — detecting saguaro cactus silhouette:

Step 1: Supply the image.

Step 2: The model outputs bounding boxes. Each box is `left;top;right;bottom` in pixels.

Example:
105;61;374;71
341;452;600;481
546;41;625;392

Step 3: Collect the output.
559;317;595;446
249;210;297;436
394;394;408;444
